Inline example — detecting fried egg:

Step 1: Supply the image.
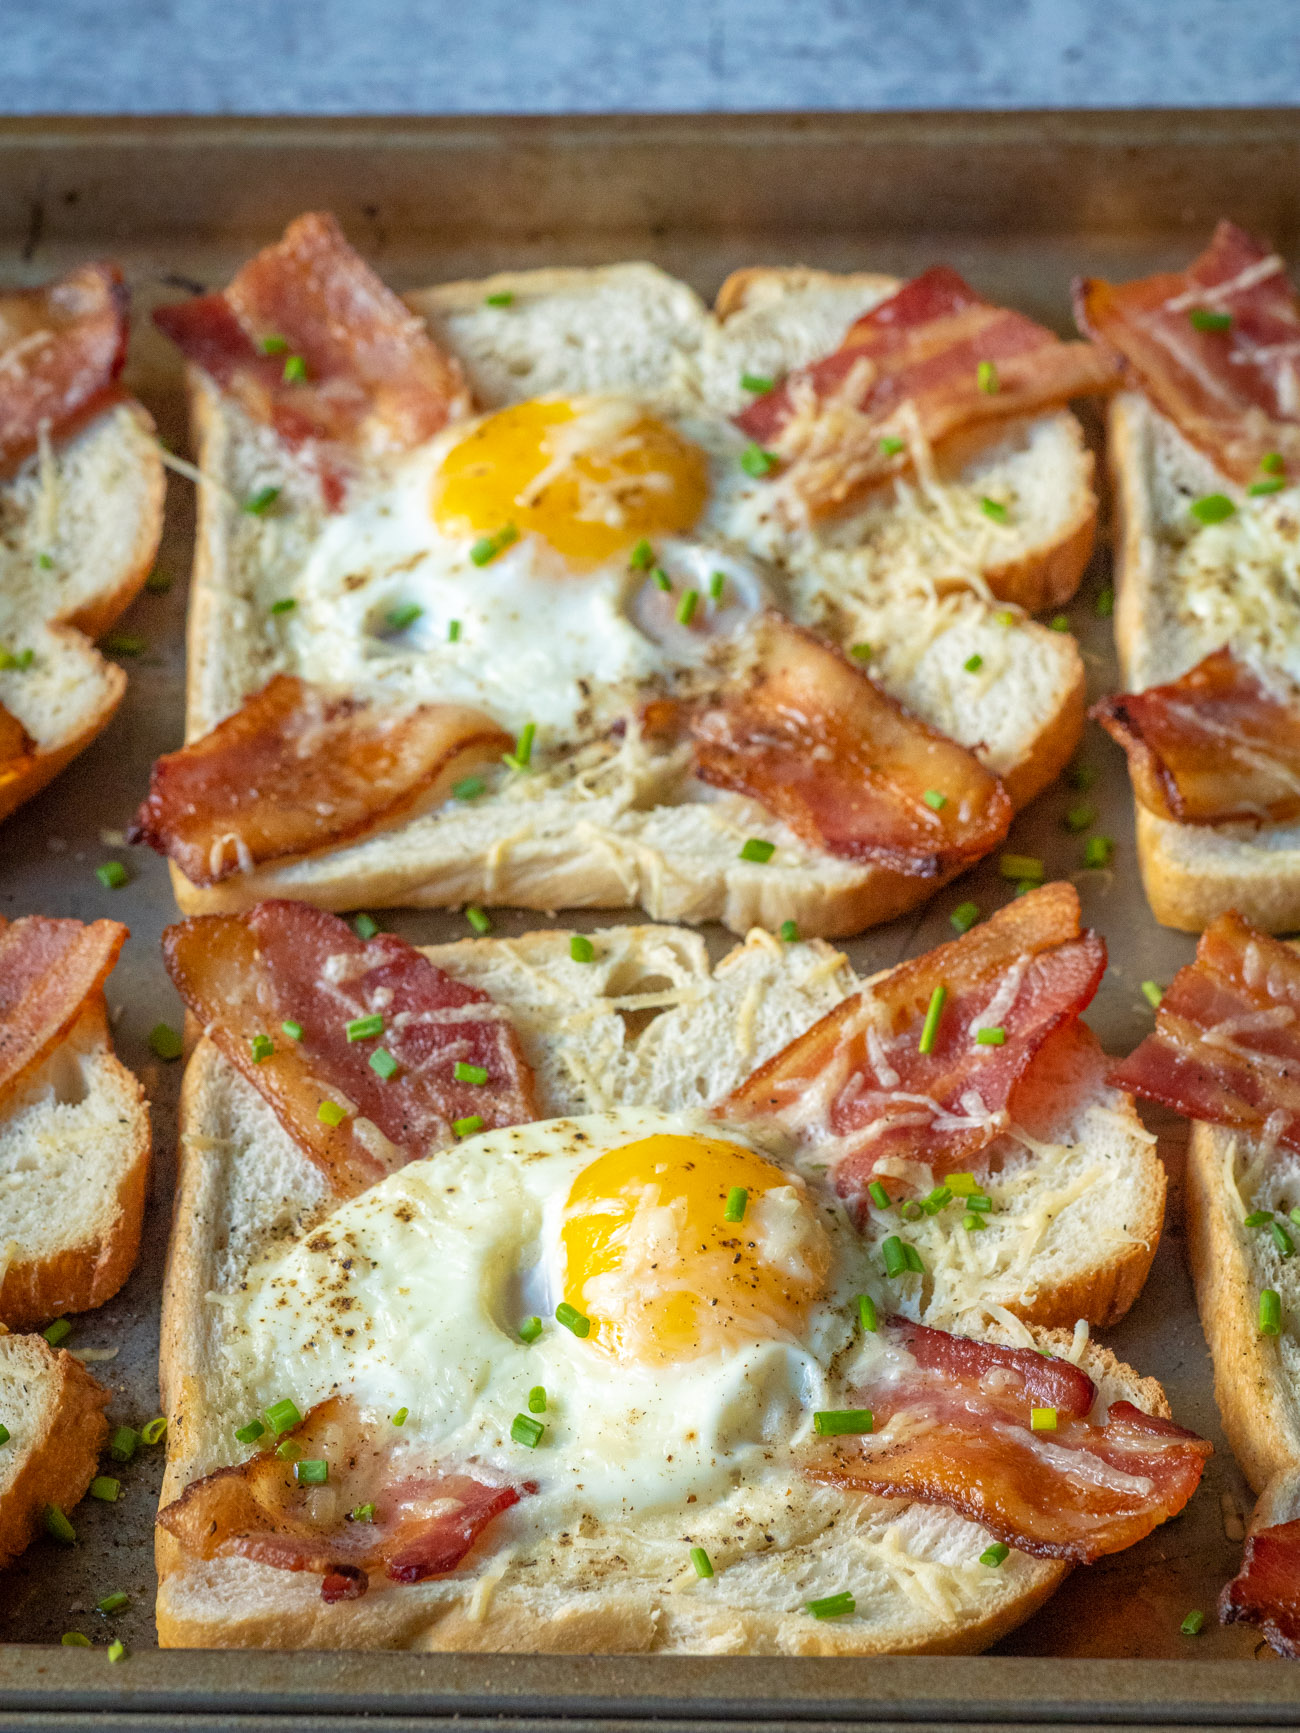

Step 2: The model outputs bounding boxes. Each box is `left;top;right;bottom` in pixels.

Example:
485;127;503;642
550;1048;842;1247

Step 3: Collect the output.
223;1109;889;1534
280;395;778;746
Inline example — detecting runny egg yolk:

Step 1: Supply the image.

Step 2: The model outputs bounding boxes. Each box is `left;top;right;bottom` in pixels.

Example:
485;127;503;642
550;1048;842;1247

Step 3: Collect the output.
431;397;710;566
560;1134;832;1365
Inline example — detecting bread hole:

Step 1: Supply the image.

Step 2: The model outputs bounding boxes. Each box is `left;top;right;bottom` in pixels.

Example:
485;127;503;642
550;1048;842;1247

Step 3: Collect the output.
602;970;676;1042
40;1045;90;1108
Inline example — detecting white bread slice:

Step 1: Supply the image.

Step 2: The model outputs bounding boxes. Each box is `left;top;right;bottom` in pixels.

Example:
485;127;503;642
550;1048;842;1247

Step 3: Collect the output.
156;923;1167;1651
172;261;1088;935
1109;389;1300;932
0;399;165;823
0;1331;110;1569
0;997;151;1330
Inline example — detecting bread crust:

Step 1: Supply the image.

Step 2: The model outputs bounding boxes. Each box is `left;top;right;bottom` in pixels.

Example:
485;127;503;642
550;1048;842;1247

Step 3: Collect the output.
0;1335;110;1570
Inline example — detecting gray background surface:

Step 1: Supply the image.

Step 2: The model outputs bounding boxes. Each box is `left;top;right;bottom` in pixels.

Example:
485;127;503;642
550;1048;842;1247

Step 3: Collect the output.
5;0;1300;114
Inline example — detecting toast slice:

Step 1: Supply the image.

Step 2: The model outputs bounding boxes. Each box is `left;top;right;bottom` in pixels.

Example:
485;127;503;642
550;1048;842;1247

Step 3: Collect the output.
1108;389;1300;932
0;399;165;823
156;923;1168;1652
0;1332;110;1570
0;996;151;1331
172;260;1089;935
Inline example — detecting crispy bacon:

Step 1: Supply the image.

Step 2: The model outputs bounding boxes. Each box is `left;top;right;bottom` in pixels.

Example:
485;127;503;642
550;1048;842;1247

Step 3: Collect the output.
724;882;1105;1202
153;211;470;479
736;264;1118;518
690;612;1011;875
806;1321;1211;1562
0;261;129;474
129;674;512;887
1221;1515;1300;1657
1091;648;1300;826
1111;909;1300;1154
162;899;538;1196
157;1396;523;1602
1075;220;1300;484
0;915;127;1107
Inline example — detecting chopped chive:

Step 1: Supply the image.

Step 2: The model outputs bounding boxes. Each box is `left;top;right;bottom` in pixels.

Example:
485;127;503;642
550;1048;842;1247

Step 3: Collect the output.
849;642;873;662
977;360;999;394
980;1542;1010;1568
234;1418;265;1444
1189;308;1232;332
276;1439;303;1460
243;485;281;516
1083;835;1114;870
448;619;462;642
1180;1608;1206;1636
37;552;54;570
386;602;423;631
1068;761;1098;791
454;1061;488;1085
1191;493;1236;525
265;1398;301;1435
741;372;775;394
466;905;492;934
918;984;947;1055
999;854;1044;883
149;1022;183;1061
980;497;1008;524
676;587;699;626
270;597;296;615
995;609;1017;627
691;1544;714;1577
963;1211;987;1231
867;1180;891;1211
109;1427;139;1463
280;1020;303;1042
345;1014;384;1042
630;538;654;572
141;1416;168;1446
1065;803;1095;833
485;291;514;307
948;1173;979;1196
857;1294;878;1332
1142;980;1164;1010
89;1477;120;1503
294;1458;328;1485
43;1319;71;1347
1272;1220;1296;1258
453;775;486;801
1261;450;1285;474
950;900;980;934
259;334;289;354
506;722;536;771
976;1027;1006;1046
108;1638;127;1663
709;570;726;601
318;1100;347;1127
806;1591;855;1619
0;646;34;670
528;1386;547;1414
901;1199;923;1222
903;1242;924;1273
351;1503;377;1522
814;1409;874;1437
740;442;779;478
0;1425;8;1446
779;919;799;942
923;789;948;812
555;1301;591;1338
250;1033;274;1063
1250;478;1286;496
389;1405;411;1428
724;1186;748;1224
965;1194;993;1213
921;1185;952;1214
353;913;379;939
1030;1406;1057;1431
470;523;518;566
45;1505;76;1545
511;1413;545;1447
652;566;672;592
1291;1208;1300;1229
568;933;597;964
370;1048;398;1080
61;1632;90;1646
964;653;984;673
1049;614;1071;633
1095;586;1115;617
1244;1210;1274;1228
739;837;775;863
519;1315;543;1344
881;1235;907;1279
454;1115;484;1138
282;354;307;383
879;434;906;457
97;1591;130;1614
96;861;128;890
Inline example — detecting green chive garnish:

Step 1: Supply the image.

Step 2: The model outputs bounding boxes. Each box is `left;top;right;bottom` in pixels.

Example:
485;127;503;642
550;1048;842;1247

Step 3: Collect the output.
709;570;726;601
964;653;984;673
448;619;462;642
265;1399;301;1435
470;523;519;566
0;1425;8;1446
923;789;947;811
779;919;799;942
867;1180;891;1211
453;775;486;801
519;1316;543;1344
569;934;596;963
0;646;34;670
918;984;947;1054
454;1115;484;1138
281;1020;303;1041
97;1591;130;1614
921;1185;952;1214
259;334;289;354
1083;835;1114;869
849;642;872;662
630;539;654;571
653;566;671;591
503;720;536;772
741;372;774;394
250;1034;274;1063
466;905;492;934
881;1235;907;1279
724;1186;748;1223
739;838;775;863
857;1294;878;1332
351;1503;377;1522
511;1413;545;1447
1244;1211;1274;1227
295;1458;328;1484
243;484;281;516
950;900;980;934
1049;614;1071;632
270;597;296;615
282;354;307;383
1181;1609;1206;1636
391;1407;409;1426
109;1427;139;1463
149;1023;183;1061
903;1242;924;1273
901;1199;923;1223
740;442;779;478
318;1100;347;1127
1262;452;1286;474
235;1419;265;1444
1069;761;1098;791
96;861;128;890
1271;1220;1295;1258
43;1319;71;1347
995;608;1016;627
90;1477;120;1502
353;913;379;939
61;1632;90;1646
999;854;1044;883
966;1194;993;1213
45;1506;76;1545
1191;493;1236;525
555;1301;591;1338
528;1386;547;1414
976;1027;1006;1045
1141;980;1163;1010
37;552;54;570
806;1591;855;1619
1189;309;1232;332
813;1410;873;1436
1065;803;1095;833
387;602;423;631
345;1014;384;1042
1250;479;1286;496
948;1173;979;1196
454;1061;488;1085
964;1211;987;1231
676;588;699;626
370;1049;398;1080
980;1542;1009;1568
977;360;999;394
980;497;1008;523
691;1545;714;1577
879;434;905;457
485;291;514;307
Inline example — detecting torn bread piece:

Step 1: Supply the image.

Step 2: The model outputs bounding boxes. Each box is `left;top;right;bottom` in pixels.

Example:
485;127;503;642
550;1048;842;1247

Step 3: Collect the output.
0;1332;110;1570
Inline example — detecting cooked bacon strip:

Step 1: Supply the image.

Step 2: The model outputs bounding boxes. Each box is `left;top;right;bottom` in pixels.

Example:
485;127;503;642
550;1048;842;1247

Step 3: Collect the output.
724;882;1105;1201
736;264;1118;518
806;1321;1211;1563
690;612;1011;875
1111;909;1300;1154
1076;221;1300;484
0;915;128;1107
1221;1516;1300;1657
1091;648;1300;826
162;899;538;1196
153;211;470;474
0;261;129;474
129;674;512;886
157;1396;523;1603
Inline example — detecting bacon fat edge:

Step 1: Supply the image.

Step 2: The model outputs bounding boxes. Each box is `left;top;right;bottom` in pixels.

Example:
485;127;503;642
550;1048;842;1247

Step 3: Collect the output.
0;915;128;1108
0;261;129;474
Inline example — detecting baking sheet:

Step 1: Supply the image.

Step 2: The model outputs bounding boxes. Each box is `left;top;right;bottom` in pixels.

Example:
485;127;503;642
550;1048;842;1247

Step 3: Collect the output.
1;109;1298;1722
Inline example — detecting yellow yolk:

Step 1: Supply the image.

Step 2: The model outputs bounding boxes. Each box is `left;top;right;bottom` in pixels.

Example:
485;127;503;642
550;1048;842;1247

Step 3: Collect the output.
560;1133;832;1365
431;398;710;565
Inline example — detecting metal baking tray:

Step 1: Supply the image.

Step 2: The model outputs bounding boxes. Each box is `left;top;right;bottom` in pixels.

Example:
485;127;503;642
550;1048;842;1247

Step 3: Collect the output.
2;109;1300;1728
